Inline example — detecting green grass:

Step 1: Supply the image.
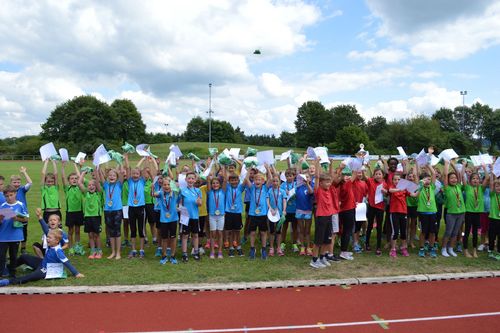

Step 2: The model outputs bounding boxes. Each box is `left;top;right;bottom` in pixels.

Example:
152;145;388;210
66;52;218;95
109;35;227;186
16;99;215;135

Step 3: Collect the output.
0;159;499;287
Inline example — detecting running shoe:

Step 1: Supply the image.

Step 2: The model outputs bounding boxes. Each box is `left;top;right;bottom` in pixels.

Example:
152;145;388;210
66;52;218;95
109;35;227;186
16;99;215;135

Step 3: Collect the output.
198;247;205;256
106;239;111;248
353;244;362;254
447;247;457;257
160;256;169;265
430;248;437;258
309;259;326;269
210;252;215;259
277;249;285;257
280;242;286;252
389;249;397;258
326;254;340;262
401;247;410;257
339;252;354;260
229;248;235;257
128;250;137;259
375;249;382;256
170;257;178;264
139;250;145;259
292;244;299;253
237;248;244;257
441;248;449;257
478;244;485;252
418;248;425;257
269;247;275;257
218;252;223;259
456;243;463;253
193;253;201;261
321;257;331;267
94;251;102;259
155;247;162;257
182;254;188;263
261;248;268;260
249;247;256;260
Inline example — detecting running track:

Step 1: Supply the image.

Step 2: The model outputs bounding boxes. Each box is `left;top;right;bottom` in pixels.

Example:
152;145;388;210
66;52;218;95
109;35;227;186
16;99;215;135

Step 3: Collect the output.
1;278;499;332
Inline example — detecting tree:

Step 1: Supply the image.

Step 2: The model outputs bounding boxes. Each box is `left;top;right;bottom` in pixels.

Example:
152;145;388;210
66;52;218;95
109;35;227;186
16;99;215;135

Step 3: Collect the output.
366;116;388;140
432;107;458;132
483;109;500;151
184;116;207;142
279;131;296;147
329;104;365;141
294;101;332;147
471;102;493;141
111;99;147;143
334;125;370;154
41;95;120;152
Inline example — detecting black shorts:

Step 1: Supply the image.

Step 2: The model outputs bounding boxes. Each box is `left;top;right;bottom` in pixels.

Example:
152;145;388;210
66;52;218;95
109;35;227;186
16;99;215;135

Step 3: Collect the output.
314;215;333;245
249;215;268;232
154;210;161;229
84;216;102;234
180;218;200;235
198;215;207;238
145;203;157;225
268;221;282;234
105;210;123;238
224;212;243;231
160;222;177;239
419;213;437;235
66;211;84;227
407;206;418;219
245;202;250;213
285;212;297;225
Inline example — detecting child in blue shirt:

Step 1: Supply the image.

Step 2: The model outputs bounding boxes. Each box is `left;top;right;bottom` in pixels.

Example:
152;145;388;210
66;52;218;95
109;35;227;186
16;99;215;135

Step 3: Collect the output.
10;166;32;254
155;177;180;265
32;208;68;258
267;173;287;257
180;172;202;262
280;169;297;253
0;185;29;278
225;172;245;257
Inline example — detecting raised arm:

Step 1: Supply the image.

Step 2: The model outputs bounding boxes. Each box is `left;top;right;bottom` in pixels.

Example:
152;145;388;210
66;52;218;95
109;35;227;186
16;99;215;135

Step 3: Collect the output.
20;166;32;185
94;168;102;192
443;160;450;186
78;171;87;193
41;159;49;186
314;158;320;190
61;161;68;186
481;163;489;188
51;160;58;186
265;163;273;187
124;153;131;179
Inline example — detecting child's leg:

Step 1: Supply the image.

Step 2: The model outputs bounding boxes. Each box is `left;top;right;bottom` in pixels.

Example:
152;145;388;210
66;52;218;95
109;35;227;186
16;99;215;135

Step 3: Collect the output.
68;226;75;247
169;236;177;257
123;219;129;241
250;231;256;247
297;219;304;246
32;242;44;259
463;213;472;250
217;230;223;254
304;219;312;248
75;225;81;244
162;235;168;257
390;214;397;250
8;268;46;285
472;214;480;249
281;219;289;244
260;230;267;250
375;210;384;250
365;207;375;249
210;230;216;255
89;232;96;250
95;232;102;251
291;218;298;245
191;233;199;252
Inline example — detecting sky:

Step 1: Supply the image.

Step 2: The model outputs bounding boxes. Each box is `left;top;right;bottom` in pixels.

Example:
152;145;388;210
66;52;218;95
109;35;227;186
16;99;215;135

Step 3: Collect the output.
1;0;500;139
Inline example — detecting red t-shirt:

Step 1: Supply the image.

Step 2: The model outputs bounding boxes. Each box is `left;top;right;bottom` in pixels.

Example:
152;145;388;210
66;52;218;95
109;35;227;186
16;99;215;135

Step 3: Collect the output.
386;171;396;188
352;179;368;203
314;186;335;217
366;177;387;210
389;188;409;214
337;180;356;212
330;185;340;214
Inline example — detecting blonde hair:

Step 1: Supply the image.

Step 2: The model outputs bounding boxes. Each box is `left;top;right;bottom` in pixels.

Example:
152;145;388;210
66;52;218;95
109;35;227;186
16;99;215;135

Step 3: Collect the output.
48;229;63;242
10;175;21;182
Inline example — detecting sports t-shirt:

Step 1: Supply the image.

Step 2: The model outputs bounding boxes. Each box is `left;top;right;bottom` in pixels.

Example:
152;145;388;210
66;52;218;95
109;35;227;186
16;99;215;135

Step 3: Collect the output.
208;188;225;216
0;201;26;242
464;184;484;213
406;195;418;207
0;193;5;206
338;180;356;212
180;187;202;219
65;185;83;212
39;218;68;249
144;179;154;205
314;186;334;217
489;191;500;219
153;178;161;211
330;185;340;214
281;181;296;213
16;184;31;209
41;185;60;210
389;189;409;214
366;178;386;210
295;184;313;211
417;183;437;213
267;187;286;213
127;178;146;207
198;185;208;217
42;245;79;277
225;184;244;214
83;192;102;217
443;184;465;214
352;179;368;203
158;190;180;223
248;184;268;217
103;181;123;211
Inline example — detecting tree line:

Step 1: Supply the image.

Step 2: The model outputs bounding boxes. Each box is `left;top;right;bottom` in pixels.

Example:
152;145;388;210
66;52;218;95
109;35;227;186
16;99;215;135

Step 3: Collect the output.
1;95;498;156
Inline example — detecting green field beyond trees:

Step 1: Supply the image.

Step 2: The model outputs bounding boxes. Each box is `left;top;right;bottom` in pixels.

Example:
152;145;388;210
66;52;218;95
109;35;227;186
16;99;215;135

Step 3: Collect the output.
0;151;498;287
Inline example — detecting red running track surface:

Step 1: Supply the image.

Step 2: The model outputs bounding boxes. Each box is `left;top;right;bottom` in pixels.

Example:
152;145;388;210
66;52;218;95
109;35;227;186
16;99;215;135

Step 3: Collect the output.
1;278;499;333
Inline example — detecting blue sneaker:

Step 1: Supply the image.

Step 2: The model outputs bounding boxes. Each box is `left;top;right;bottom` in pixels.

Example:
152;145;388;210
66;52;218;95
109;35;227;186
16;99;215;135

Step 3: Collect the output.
424;241;430;252
418;248;425;257
170;257;178;264
160;256;169;265
0;279;10;287
430;248;437;258
249;247;256;260
155;247;162;257
261;248;267;260
139;250;145;259
354;244;362;254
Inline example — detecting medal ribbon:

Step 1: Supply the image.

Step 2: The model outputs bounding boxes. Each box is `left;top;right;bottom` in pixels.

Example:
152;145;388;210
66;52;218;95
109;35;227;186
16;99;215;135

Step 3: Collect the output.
424;186;431;204
133;180;138;200
109;183;116;201
255;186;263;209
272;188;279;208
453;186;462;207
231;187;237;206
473;186;479;207
164;191;171;211
214;189;220;209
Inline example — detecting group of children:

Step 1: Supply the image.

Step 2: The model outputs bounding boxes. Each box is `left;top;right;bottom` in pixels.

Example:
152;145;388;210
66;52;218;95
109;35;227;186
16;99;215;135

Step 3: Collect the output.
0;145;499;285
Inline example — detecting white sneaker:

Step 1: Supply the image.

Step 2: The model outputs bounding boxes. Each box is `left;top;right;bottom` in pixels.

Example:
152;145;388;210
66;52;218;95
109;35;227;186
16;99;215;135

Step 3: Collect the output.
345;251;353;256
447;247;457;257
340;252;354;260
309;259;326;269
441;248;449;257
478;244;485;251
321;257;331;267
198;247;205;255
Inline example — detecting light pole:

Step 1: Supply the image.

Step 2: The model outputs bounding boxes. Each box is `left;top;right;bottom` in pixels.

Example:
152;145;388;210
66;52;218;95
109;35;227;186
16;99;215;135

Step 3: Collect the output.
163;123;168;134
460;90;467;130
207;83;214;148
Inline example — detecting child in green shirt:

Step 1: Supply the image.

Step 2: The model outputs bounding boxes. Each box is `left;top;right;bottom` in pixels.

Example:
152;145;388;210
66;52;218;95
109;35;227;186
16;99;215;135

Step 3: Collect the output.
78;169;103;259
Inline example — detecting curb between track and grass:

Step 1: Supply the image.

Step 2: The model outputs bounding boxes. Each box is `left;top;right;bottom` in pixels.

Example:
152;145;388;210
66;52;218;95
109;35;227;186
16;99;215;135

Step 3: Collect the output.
1;270;499;295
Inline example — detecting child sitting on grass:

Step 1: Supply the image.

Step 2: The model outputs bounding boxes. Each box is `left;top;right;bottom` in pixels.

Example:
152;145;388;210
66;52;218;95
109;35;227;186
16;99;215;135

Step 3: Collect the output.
32;208;68;258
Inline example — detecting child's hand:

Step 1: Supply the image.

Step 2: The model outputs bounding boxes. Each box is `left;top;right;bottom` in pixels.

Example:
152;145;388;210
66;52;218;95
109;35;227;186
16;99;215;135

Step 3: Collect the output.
196;197;202;206
20;166;27;173
36;208;43;219
75;273;85;278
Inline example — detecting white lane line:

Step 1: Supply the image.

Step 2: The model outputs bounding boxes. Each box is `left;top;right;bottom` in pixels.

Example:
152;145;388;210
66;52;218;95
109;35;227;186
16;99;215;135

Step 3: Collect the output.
129;311;500;333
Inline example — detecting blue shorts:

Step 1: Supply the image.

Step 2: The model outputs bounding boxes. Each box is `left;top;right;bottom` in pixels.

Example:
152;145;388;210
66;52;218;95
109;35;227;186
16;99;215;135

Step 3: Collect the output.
296;211;312;220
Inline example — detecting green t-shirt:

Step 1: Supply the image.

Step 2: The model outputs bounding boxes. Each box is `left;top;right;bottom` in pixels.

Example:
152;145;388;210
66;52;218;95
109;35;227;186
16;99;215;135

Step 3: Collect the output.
41;185;60;210
489;191;500;220
65;185;83;212
417;183;437;213
406;196;418;207
464;184;484;213
144;179;153;204
122;180;129;206
84;191;102;217
443;184;465;214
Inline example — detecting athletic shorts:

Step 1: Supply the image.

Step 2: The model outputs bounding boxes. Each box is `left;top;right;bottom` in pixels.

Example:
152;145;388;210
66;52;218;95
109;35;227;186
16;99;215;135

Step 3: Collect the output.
296;210;312;220
314;215;333;245
407;206;418;219
160;222;177;239
209;215;225;231
154;210;161;229
224;212;243;231
268;220;282;234
480;212;489;233
65;211;84;227
285;212;297;224
84;216;102;234
245;202;250;213
104;210;123;238
122;206;129;219
179;218;200;235
249;215;268;232
418;213;437;235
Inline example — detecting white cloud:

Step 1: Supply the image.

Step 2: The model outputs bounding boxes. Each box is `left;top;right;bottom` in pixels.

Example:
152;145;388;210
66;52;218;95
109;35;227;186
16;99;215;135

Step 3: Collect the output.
347;48;406;63
260;73;294;97
418;71;441;79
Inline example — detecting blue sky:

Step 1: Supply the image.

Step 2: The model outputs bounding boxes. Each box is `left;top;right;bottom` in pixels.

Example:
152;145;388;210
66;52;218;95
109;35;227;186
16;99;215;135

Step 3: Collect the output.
1;0;499;138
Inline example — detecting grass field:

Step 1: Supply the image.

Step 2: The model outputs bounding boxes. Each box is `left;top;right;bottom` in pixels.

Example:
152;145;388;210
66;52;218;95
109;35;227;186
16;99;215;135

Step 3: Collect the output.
0;150;499;287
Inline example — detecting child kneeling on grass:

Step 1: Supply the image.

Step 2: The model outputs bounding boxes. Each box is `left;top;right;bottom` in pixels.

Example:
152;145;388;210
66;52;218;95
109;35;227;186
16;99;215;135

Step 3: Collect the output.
0;229;84;286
